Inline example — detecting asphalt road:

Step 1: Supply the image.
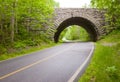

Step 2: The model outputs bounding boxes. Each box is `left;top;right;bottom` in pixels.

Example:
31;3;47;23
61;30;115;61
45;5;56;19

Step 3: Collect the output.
0;42;94;82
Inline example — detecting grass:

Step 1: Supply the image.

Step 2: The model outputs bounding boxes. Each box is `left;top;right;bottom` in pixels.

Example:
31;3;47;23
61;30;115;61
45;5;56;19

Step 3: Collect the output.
0;42;58;61
79;29;120;82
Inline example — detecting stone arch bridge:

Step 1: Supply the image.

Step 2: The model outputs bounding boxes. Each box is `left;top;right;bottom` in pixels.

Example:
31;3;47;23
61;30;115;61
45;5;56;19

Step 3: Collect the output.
51;8;106;42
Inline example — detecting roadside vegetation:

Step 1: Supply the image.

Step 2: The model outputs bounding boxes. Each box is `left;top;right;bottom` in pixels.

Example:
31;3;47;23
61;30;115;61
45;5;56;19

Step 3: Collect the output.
79;29;120;82
0;43;57;61
79;0;120;81
0;0;59;61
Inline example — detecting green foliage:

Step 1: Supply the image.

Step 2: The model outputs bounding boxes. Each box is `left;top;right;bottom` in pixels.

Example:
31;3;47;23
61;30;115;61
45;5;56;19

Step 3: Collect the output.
91;0;120;30
106;66;118;78
0;45;7;54
59;25;90;42
68;26;81;40
59;28;67;41
79;29;120;82
14;41;26;49
0;0;57;54
0;43;57;61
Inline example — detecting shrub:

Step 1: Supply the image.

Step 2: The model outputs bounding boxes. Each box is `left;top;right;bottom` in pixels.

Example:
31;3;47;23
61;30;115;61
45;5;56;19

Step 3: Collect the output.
0;45;7;54
14;41;26;49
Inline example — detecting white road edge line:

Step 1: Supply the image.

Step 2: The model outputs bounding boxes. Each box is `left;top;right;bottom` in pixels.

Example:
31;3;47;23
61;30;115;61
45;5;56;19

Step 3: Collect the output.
68;42;95;82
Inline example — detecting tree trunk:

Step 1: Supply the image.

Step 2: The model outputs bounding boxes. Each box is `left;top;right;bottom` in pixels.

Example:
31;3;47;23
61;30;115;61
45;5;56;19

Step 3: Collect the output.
15;16;18;33
11;14;15;43
0;21;3;43
15;1;18;34
11;2;15;43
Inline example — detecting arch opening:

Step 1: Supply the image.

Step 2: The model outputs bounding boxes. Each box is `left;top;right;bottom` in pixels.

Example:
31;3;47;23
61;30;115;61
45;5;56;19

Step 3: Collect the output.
54;17;99;43
59;25;90;42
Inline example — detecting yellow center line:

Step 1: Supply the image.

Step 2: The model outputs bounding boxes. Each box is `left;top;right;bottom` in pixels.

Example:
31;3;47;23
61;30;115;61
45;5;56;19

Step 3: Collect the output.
0;54;55;80
0;44;74;80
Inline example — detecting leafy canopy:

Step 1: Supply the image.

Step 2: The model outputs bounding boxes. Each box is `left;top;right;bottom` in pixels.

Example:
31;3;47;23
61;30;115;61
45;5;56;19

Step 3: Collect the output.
91;0;120;29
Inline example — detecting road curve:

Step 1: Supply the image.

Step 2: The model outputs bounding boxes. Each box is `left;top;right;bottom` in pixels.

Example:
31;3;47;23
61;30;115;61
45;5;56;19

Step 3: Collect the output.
0;42;94;82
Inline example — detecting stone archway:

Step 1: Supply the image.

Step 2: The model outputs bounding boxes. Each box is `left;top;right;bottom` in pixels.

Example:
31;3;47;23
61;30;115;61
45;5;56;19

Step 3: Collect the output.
54;17;99;42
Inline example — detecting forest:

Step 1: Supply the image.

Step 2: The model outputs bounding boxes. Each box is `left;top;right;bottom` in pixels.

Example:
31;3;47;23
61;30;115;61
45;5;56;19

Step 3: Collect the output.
0;0;58;55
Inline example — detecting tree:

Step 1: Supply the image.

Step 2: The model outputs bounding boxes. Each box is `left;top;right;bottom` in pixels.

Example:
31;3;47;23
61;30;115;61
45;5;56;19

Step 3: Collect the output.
0;0;56;48
91;0;120;30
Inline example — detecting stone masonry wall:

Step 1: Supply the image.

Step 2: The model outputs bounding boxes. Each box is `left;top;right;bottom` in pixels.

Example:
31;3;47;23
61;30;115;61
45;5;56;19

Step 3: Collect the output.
54;8;106;36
